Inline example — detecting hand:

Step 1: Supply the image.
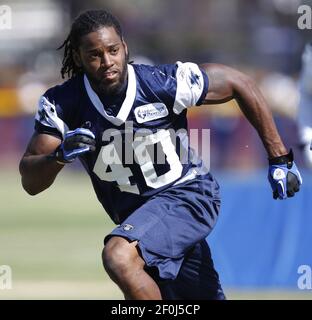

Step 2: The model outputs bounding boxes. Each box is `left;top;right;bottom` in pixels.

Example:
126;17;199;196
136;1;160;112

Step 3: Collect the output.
268;149;302;200
53;128;96;164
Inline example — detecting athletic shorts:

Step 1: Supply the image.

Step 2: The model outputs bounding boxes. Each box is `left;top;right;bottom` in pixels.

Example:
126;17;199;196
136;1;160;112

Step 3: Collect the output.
104;172;224;299
157;239;225;299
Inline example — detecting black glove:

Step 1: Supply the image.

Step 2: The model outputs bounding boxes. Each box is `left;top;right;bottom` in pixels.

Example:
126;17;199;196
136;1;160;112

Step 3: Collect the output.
268;149;302;199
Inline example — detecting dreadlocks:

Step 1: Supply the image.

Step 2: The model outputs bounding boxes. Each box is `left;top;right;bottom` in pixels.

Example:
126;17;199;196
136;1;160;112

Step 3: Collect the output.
58;10;123;79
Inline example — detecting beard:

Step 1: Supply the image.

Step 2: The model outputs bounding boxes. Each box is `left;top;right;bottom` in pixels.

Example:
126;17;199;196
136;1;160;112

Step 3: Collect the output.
86;59;128;97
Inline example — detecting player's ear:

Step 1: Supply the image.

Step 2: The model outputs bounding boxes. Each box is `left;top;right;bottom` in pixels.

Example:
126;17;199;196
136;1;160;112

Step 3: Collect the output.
73;49;82;68
122;40;129;58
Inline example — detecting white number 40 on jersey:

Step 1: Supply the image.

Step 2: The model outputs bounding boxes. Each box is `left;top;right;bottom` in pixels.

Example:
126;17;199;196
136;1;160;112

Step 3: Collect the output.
93;129;183;194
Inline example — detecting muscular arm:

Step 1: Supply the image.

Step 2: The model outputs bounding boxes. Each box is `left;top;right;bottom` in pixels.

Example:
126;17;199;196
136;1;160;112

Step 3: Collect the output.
200;63;287;158
19;133;64;195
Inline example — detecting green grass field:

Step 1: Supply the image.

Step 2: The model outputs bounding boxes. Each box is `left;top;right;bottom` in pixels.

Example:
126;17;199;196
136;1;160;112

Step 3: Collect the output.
1;168;311;300
0;168;123;299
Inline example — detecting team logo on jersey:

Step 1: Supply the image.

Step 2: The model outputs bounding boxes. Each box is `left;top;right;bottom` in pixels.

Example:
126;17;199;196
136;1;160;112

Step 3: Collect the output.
122;224;134;231
38;97;57;127
134;103;168;123
189;70;202;89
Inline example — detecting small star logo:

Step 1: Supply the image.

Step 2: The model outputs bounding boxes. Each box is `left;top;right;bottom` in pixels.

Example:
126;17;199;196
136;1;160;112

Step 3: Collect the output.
38;108;49;122
189;70;201;88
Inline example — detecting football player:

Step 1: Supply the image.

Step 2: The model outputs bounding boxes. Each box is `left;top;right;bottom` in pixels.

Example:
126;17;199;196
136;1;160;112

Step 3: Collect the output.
19;10;302;299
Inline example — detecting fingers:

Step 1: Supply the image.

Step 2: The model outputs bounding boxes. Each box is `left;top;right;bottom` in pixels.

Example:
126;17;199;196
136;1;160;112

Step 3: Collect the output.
64;134;96;152
287;171;301;198
88;144;96;152
276;181;286;200
273;189;279;199
293;185;300;192
287;190;295;197
70;135;96;145
76;142;96;152
71;128;95;139
273;173;301;200
75;135;96;146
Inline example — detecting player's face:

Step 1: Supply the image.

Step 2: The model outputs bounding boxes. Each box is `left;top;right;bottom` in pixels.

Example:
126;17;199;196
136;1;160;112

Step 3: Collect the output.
77;26;128;96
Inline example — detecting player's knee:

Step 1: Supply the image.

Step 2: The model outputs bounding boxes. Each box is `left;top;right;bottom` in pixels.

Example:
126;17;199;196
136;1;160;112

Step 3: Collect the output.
102;237;141;277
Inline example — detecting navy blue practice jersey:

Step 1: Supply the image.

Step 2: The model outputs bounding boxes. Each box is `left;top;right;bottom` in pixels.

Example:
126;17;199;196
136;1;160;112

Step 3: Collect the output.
35;62;209;223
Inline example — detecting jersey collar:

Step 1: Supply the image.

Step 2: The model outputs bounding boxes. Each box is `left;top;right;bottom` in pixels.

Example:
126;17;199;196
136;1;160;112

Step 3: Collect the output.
83;64;136;126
